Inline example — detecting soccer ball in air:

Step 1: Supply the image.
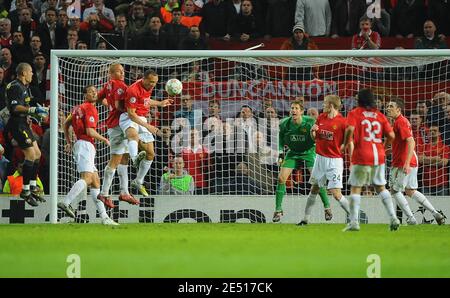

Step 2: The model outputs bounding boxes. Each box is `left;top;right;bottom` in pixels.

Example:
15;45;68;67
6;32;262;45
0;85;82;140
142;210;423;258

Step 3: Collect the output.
165;78;183;96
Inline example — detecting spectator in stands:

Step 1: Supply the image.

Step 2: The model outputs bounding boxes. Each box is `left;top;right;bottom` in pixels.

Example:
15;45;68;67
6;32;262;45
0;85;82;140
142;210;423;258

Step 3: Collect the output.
178;25;208;50
416;100;430;125
57;8;69;29
391;0;425;38
160;0;181;24
307;107;319;120
174;94;199;128
409;112;429;147
111;14;131;49
181;0;202;28
38;0;58;23
181;128;210;193
294;0;331;37
414;20;447;49
430;92;450;129
160;156;195;195
8;0;31;30
61;28;79;49
83;0;115;25
29;35;42;57
10;30;33;66
280;23;318;51
96;40;107;49
442;104;450;147
80;11;114;40
180;60;211;81
162;8;189;49
16;7;39;43
127;1;151;38
418;125;450;196
370;4;391;37
215;162;263;195
351;15;381;50
235;104;257;154
32;52;47;99
206;99;222;120
228;0;263;42
428;0;450;36
0;18;13;49
280;24;318;80
200;0;230;39
330;0;366;38
151;124;175;194
1;47;16;83
36;8;66;57
134;16;167;50
76;40;88;50
264;0;296;39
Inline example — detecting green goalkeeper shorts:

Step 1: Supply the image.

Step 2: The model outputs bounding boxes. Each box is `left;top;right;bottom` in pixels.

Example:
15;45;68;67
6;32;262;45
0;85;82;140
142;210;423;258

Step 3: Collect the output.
281;151;316;169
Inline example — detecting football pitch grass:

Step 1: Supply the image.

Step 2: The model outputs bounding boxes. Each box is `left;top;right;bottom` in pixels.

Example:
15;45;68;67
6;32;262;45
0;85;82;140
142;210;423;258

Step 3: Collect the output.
0;223;449;278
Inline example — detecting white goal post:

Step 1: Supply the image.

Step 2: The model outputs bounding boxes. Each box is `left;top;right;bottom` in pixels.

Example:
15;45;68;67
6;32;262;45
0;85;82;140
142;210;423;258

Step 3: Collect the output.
49;49;450;224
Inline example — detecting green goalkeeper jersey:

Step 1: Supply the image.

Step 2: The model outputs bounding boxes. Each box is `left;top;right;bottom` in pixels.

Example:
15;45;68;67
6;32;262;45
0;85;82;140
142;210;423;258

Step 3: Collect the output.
278;115;316;154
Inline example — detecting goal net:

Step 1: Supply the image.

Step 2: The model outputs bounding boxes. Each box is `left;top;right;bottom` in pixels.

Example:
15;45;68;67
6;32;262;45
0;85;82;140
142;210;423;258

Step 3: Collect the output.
49;50;450;223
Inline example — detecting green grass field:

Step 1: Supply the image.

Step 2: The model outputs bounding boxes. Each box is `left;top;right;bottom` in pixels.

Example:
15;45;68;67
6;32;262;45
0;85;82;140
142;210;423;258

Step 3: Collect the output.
0;223;449;278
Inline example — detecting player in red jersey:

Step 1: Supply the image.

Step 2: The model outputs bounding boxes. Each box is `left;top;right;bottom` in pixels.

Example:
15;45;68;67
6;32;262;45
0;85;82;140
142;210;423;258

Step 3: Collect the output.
343;88;400;231
58;85;118;225
386;98;446;225
119;69;172;196
96;63;139;207
298;95;351;225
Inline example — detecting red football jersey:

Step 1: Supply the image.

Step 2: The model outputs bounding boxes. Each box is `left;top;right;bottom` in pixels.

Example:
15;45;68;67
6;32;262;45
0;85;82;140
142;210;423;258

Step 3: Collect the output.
71;102;98;145
125;79;154;117
392;114;418;168
315;112;346;158
98;79;128;129
346;107;393;166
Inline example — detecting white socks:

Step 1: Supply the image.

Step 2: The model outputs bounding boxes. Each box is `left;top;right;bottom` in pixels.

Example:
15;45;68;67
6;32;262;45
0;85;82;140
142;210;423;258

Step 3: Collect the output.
392;191;414;218
337;196;350;215
117;164;129;195
136;159;153;185
128;140;138;161
100;166;115;196
303;192;317;222
378;189;397;219
410;191;438;215
64;179;87;206
90;188;108;219
349;194;361;224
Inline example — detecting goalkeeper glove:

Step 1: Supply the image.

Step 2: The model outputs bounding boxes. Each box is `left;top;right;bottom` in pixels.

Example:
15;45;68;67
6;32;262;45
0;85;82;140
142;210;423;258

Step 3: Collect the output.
29;106;49;118
278;152;285;164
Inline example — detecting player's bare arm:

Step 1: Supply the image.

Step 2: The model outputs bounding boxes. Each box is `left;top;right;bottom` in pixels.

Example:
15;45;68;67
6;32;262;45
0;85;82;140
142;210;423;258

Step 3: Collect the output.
403;136;415;173
148;98;173;107
127;107;160;135
63;114;73;152
343;125;354;148
86;127;110;146
310;124;319;139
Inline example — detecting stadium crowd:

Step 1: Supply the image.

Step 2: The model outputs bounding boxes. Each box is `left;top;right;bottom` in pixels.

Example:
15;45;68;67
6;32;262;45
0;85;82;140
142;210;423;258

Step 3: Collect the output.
0;0;449;197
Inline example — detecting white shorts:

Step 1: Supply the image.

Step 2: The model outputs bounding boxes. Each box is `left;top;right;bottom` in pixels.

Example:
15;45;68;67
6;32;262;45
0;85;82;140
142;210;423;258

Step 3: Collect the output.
349;164;386;187
119;113;154;143
309;154;344;189
73;140;97;173
389;167;419;192
108;126;128;155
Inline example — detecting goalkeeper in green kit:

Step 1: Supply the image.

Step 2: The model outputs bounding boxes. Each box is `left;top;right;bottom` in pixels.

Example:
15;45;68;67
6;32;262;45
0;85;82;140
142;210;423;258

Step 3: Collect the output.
273;99;332;222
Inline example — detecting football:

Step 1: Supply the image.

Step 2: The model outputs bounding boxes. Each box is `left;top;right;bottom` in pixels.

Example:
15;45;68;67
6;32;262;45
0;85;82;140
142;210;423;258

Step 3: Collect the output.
165;78;183;96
